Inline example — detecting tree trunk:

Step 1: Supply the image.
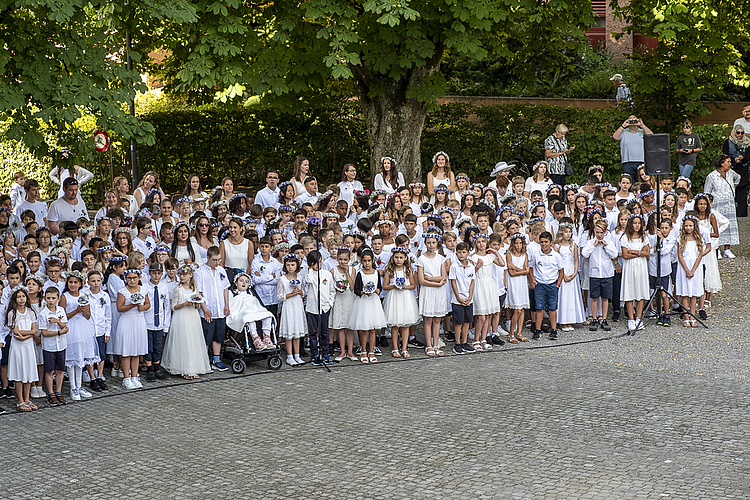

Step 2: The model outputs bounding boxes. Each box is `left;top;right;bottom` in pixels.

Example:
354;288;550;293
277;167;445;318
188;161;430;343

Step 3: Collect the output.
356;63;440;188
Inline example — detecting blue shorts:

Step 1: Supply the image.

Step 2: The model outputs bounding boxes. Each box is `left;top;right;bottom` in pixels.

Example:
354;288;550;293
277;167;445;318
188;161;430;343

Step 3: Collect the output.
649;274;670;291
534;283;559;311
590;277;613;300
451;303;474;325
202;317;227;345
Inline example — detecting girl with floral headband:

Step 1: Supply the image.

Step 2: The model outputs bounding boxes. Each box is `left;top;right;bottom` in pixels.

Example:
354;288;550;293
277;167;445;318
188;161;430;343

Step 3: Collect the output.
374;156;404;195
621;214;650;332
417;232;448;357
524;161;553;200
428;151;456;194
115;268;150;389
5;285;40;411
1;229;17;262
277;254;307;366
470;232;504;351
453;173;470;202
59;269;98;400
677;215;710;327
383;247;419;358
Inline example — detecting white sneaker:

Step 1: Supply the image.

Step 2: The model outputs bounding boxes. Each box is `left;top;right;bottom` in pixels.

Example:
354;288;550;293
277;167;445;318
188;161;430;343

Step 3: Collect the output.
286;355;298;366
70;388;81;401
111;368;119;378
32;386;44;398
437;337;446;348
117;369;124;378
132;377;143;389
82;371;91;383
717;250;723;260
505;320;511;332
78;387;92;398
497;326;510;336
122;378;135;390
467;329;475;341
724;249;736;259
294;354;305;365
627;319;635;331
636;318;645;331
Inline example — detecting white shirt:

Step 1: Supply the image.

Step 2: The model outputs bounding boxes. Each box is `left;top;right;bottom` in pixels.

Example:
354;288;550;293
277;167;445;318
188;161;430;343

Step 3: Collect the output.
13;198;48;225
581;234;619;278
529;248;563;285
374;172;405;194
337;180;363;207
305;269;336;314
133;236;157;259
733;117;750;133
38;305;68;352
48;197;89;224
143;281;172;331
449;260;475;303
194;265;230;319
255;186;280;210
251;256;281;306
85;289;112;338
9;183;25;210
294;191;319;206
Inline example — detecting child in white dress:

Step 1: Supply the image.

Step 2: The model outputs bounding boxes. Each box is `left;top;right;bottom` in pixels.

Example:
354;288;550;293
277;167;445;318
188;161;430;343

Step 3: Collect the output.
277;255;307;366
348;249;387;363
6;286;39;411
115;268;150;389
556;222;585;331
329;248;356;362
470;233;504;351
382;247;419;358
620;215;650;332
227;272;276;351
677;215;710;327
417;233;448;356
59;270;98;401
505;234;530;342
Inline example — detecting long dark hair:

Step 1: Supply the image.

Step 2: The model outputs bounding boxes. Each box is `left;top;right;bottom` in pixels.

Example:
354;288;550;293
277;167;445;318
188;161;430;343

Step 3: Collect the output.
182;173;202;196
171;224;196;263
104;261;126;287
5;288;33;328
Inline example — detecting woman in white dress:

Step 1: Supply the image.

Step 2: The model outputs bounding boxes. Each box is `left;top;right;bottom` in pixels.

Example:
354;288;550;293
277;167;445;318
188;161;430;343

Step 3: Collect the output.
113;176;137;217
6;287;39;411
555;223;585;330
620;215;650;331
171;221;204;267
374;156;405;194
337;163;364;208
524;161;554;199
162;265;212;378
134;171;167;209
427;151;456;194
290;157;311;199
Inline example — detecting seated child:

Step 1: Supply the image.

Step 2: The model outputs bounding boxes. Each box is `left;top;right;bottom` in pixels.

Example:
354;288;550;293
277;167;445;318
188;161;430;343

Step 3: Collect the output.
226;272;276;351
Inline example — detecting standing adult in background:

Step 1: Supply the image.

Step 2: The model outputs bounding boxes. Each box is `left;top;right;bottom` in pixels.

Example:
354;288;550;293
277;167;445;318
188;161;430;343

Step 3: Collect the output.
49;149;94;202
133;171;166;209
255;170;281;210
723;124;750;217
675;121;703;179
544;124;572;186
610;74;631;107
487;162;514;197
290;157;310;199
704;155;740;258
337;163;363;207
113;176;137;217
375;156;405;194
733;103;750;132
613;115;653;180
47;178;89;235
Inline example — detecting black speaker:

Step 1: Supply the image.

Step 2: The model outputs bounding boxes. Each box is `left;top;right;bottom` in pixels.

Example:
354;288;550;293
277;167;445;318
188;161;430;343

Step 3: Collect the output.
644;133;671;175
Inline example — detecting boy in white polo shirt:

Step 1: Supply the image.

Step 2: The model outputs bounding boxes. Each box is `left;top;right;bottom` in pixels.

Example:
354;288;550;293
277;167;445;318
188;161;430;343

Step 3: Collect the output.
195;246;231;371
449;242;476;355
528;231;564;341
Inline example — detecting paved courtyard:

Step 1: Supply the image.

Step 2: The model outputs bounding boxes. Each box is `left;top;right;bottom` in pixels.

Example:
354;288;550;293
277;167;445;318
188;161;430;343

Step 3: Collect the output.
3;224;750;499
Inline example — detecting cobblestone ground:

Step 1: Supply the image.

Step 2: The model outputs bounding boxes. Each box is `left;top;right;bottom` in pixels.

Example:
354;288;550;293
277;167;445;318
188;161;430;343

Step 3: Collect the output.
2;221;750;499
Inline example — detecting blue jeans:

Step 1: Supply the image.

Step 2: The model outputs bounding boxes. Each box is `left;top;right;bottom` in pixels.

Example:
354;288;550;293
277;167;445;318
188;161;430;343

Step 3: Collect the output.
622;161;641;180
679;164;694;179
306;311;330;357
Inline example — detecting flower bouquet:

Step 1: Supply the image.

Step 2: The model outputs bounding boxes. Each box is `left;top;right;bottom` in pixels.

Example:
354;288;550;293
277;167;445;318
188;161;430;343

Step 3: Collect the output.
363;282;376;295
394;277;406;289
130;292;145;305
335;279;348;293
77;295;90;306
289;279;301;287
189;291;205;303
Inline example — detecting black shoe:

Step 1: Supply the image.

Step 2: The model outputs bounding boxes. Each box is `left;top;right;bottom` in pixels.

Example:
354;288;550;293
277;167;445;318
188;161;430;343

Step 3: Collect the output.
698;309;707;320
379;336;389;348
532;330;541;340
153;368;167;380
3;387;12;398
655;316;664;326
600;319;612;332
452;344;464;355
589;319;599;331
298;347;308;357
548;330;558;341
408;337;425;348
89;379;102;392
445;332;456;342
662;316;671;327
0;404;6;414
98;378;109;390
612;311;620;322
462;342;475;353
146;369;156;382
491;335;505;346
0;387;5;399
541;325;552;334
331;341;341;352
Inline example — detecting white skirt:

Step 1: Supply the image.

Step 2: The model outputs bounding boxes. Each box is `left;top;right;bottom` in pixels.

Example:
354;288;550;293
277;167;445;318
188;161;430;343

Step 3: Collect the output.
419;284;449;317
557;275;585;324
348;294;387;331
162;307;212;376
473;277;501;315
383;289;420;327
8;338;39;383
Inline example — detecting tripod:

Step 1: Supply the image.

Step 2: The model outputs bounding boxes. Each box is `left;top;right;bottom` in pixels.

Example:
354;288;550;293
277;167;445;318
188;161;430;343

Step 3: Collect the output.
631;174;707;334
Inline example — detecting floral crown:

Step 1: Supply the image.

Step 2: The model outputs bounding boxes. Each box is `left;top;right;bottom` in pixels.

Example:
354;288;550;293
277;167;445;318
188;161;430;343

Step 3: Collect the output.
96;216;113;223
693;192;708;201
433;185;450;194
386;192;401;203
113;227;131;236
470;182;484;190
97;244;114;253
510;210;525;217
10;284;29;295
639;189;655;198
478;199;496;211
273;242;291;252
109;255;127;263
233;271;251;283
455;174;470;182
547;184;562;193
533;160;548;170
350;230;367;240
318;189;334;201
589;164;604;172
677;176;692;188
278;204;294;212
54;237;73;246
8;256;27;268
26;275;45;287
419;202;434;214
268;228;284;235
136;209;151;219
558;222;575;230
471;233;488;242
509;233;526;242
369;189;386;201
432;151;450;164
354;189;370;196
283;253;301;263
155;244;171;254
376;219;395;226
408;182;425;189
526;217;545;226
627;213;644;221
305;216;321;226
422;231;443;242
124;268;141;276
455;216;472;227
564;183;580;191
172;221;190;233
176;264;196;275
175;196;192;206
682;214;698;223
243;218;260;224
66;270;86;281
381;156;397;166
530;202;545;211
321;212;337;219
211;200;228;210
595;182;611;189
78;226;95;235
229;193;246;203
49;246;69;257
391;246;409;254
437;207;455;217
504;217;520;227
278;181;292;189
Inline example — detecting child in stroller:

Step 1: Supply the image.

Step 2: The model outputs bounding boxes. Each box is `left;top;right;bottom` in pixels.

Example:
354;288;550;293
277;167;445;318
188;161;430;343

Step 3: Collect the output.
226;273;276;351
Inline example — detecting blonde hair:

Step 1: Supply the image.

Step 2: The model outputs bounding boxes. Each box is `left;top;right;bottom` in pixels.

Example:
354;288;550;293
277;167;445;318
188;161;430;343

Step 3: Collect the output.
678;218;703;254
126;250;145;269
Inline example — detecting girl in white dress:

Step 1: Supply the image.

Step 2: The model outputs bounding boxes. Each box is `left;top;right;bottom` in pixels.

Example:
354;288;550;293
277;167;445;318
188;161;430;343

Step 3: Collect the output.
505;234;530;342
555;222;585;331
329;248;356;362
695;195;722;307
349;249;387;363
620;215;650;332
6;286;39;411
105;255;126;377
277;255;307;366
417;233;448;356
227;273;276;351
470;233;504;351
59;270;98;400
115;269;150;389
677;216;710;327
382;247;419;358
162;265;212;378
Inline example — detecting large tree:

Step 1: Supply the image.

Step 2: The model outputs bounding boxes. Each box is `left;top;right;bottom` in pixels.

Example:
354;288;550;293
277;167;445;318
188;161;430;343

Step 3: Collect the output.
155;0;594;182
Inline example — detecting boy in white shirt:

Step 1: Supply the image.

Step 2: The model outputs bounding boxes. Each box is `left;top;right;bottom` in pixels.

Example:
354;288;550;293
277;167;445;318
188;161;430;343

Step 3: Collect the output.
85;269;111;390
581;221;618;332
195;246;231;371
449;242;475;355
250;237;281;318
143;262;171;381
529;231;564;341
305;251;336;365
38;287;69;406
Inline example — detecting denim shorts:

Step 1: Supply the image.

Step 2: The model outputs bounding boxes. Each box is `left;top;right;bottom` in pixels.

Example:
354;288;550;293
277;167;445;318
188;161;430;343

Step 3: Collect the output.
534;283;559;311
590;277;613;300
451;303;474;325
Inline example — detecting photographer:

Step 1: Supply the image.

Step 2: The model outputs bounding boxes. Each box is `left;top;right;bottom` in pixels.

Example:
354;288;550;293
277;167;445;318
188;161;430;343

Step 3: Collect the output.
612;115;653;179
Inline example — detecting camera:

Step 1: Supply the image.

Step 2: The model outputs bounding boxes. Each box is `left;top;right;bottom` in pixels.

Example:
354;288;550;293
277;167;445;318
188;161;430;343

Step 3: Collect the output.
628;118;638;125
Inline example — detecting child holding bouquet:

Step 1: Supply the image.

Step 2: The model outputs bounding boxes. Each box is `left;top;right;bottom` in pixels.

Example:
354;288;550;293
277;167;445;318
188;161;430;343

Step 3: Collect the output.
115;268;150;389
382;247;419;358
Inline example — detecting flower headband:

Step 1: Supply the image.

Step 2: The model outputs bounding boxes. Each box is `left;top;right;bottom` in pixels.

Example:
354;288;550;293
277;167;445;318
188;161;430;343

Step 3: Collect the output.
595;182;611;189
66;270;86;281
408;182;425;189
639;189;655;198
109;255;127;263
504;217;520;227
273;242;291;251
10;284;29;295
136;209;151;219
155;244;171;254
533;160;548;170
283;253;301;263
627;213;644;220
176;263;197;275
350;230;367;240
369;189;386;201
509;233;525;242
172;221;190;234
589;165;604;172
470;183;484;191
321;212;338;219
175;196;191;206
26;275;45;287
478;199;496;211
391;246;410;254
211;200;229;210
432;151;450;164
433;185;450;194
455;174;470;182
355;189;370;196
530;202;545;211
123;268;142;276
677;176;692;188
682;214;698;224
558;222;574;230
230;193;247;202
278;181;292;189
44;255;63;267
376;219;395;227
526;217;545;226
233;271;251;283
422;233;442;242
564;183;580;191
381;156;397;166
54;237;73;246
113;227;131;236
8;256;27;268
419;202;434;214
471;233;488;242
455;216;472;227
693;192;708;201
78;226;95;235
49;246;69;257
546;184;562;193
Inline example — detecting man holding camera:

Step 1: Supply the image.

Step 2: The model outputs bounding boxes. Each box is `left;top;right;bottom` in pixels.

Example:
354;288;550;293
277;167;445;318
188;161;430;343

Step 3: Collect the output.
612;115;654;179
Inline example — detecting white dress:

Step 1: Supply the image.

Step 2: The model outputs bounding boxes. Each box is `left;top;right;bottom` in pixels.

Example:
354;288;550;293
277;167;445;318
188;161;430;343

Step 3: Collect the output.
31;302;44;365
64;292;100;367
113;288;148;356
226;291;275;333
699;218;722;293
417;253;448;317
7;308;39;383
506;253;530;309
107;273;125;352
556;244;585;324
471;253;500;315
676;241;704;298
621;236;650;302
277;276;307;339
328;267;355;330
348;271;387;331
162;286;212;376
383;269;420;327
223;238;249;271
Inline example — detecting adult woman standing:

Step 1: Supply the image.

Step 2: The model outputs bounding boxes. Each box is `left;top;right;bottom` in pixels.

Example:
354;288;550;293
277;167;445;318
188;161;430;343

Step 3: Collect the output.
134;171;166;209
95;189;120;222
704;154;740;258
544;124;572;186
524;161;554;199
220;217;254;282
374;156;405;194
171;221;204;266
723;124;750;217
337;163;363;207
182;173;205;199
426;152;455;194
192;215;217;263
290;157;311;198
113;177;137;217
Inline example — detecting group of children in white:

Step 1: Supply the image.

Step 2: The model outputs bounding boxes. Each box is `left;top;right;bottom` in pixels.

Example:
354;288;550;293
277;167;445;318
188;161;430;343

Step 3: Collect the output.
0;151;728;413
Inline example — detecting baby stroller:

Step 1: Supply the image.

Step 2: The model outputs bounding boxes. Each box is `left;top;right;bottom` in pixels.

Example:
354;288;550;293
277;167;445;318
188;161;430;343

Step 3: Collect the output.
224;292;283;372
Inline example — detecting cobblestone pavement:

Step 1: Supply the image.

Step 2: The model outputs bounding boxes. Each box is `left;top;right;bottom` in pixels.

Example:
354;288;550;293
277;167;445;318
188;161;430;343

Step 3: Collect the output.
3;223;750;499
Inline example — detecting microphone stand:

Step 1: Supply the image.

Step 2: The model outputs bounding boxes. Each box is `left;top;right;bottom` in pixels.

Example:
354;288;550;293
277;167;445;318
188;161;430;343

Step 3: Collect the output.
308;219;331;372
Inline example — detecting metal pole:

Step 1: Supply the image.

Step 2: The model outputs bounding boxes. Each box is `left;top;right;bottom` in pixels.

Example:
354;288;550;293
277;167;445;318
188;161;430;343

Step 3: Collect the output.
127;32;138;188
